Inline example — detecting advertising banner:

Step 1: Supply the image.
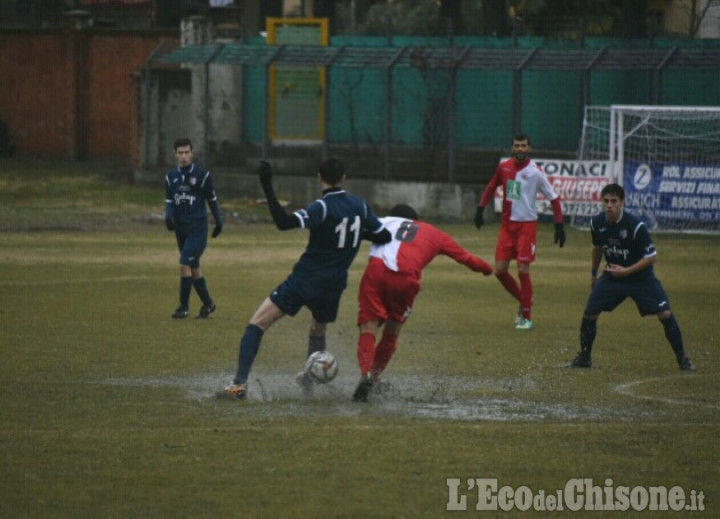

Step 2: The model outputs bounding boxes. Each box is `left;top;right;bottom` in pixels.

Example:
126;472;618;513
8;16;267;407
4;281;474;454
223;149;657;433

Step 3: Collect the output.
623;162;720;228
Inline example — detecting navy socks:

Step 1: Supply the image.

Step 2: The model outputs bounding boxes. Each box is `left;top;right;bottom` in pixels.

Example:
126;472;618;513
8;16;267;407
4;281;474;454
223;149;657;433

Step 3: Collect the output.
234;324;264;384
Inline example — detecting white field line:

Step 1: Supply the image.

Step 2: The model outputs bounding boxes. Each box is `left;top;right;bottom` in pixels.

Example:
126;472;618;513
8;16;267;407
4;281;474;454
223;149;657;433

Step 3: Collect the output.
614;374;720;410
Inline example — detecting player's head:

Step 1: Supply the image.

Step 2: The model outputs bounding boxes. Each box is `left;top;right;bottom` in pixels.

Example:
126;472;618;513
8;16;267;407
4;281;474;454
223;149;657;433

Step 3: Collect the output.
174;138;193;167
511;134;531;162
601;183;625;201
601;183;625;222
318;158;345;186
389;204;419;220
174;138;193;151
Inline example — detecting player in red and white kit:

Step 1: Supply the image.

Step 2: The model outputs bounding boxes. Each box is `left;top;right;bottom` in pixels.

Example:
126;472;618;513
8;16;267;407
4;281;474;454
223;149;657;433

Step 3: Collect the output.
474;134;566;330
353;204;493;402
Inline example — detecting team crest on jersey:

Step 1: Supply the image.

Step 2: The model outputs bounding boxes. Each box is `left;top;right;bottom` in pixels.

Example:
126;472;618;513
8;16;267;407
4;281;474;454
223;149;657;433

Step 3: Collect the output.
189;176;197;186
619;229;627;239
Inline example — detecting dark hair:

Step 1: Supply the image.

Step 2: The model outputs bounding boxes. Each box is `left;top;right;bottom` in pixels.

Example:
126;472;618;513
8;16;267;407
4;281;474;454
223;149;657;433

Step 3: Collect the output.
318;158;345;185
601;183;625;201
389;204;419;220
174;138;193;150
513;134;530;145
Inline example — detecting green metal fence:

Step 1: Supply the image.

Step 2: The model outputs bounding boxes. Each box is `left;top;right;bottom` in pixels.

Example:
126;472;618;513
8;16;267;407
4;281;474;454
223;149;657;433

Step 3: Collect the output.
149;36;720;180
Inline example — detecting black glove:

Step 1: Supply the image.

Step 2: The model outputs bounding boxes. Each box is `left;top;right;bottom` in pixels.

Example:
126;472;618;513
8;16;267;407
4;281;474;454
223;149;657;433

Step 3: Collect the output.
257;160;273;188
474;206;485;229
554;223;566;248
165;218;175;231
212;224;223;238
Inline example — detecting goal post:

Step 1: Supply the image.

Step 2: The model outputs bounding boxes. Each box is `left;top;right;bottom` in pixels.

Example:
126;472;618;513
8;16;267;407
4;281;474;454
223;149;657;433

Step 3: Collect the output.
576;105;720;233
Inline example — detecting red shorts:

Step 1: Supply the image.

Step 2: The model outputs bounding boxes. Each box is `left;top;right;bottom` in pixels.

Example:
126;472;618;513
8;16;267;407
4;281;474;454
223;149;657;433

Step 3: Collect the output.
495;220;538;263
357;258;421;326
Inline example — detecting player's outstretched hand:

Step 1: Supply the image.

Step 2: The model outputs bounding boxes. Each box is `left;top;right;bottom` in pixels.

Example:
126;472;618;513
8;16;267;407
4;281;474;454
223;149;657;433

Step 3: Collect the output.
554;223;566;248
474;206;485;229
165;218;175;231
478;258;493;276
257;160;273;187
212;224;223;238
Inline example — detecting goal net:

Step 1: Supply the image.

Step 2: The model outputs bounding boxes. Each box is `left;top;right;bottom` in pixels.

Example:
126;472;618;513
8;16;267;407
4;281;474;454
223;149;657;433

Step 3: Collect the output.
575;105;720;232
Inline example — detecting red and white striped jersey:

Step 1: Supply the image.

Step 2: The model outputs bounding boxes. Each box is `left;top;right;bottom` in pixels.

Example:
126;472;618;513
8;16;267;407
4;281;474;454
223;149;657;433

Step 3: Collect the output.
479;158;559;222
368;217;491;277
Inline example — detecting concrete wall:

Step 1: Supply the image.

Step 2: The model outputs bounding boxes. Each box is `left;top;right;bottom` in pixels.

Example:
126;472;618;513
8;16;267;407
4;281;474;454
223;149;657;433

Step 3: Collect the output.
136;167;484;220
143;16;243;167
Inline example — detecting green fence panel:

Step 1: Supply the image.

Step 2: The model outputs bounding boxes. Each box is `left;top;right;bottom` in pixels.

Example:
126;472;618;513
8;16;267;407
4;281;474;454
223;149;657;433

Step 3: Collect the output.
242;65;266;142
521;70;583;150
392;67;441;147
456;69;514;149
328;68;386;145
589;70;653;106
661;70;720;105
233;37;720;152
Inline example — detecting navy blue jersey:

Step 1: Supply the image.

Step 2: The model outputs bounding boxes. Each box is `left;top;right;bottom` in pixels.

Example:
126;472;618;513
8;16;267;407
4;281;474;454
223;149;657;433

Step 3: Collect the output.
590;209;656;281
165;164;221;226
289;188;384;291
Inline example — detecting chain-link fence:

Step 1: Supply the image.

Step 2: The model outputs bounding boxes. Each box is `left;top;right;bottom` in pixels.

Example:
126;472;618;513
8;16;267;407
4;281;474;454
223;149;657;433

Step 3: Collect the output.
143;37;720;182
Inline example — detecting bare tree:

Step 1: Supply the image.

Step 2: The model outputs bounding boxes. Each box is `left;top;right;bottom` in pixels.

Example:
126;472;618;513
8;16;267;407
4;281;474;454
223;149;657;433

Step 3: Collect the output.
677;0;716;36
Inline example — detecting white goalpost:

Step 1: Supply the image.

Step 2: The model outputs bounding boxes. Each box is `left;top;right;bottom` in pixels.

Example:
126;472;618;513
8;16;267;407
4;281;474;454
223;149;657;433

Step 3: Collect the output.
576;105;720;233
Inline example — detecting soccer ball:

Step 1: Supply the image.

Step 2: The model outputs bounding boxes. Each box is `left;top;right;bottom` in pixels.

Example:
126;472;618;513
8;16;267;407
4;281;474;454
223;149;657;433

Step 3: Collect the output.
305;351;338;384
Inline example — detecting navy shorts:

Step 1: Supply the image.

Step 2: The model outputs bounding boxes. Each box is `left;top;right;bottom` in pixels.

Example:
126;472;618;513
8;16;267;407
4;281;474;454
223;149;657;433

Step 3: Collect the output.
175;223;207;269
269;275;343;324
584;273;671;317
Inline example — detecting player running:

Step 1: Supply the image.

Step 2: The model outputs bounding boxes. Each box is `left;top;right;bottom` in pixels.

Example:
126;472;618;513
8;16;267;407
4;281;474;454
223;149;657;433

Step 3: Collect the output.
353;204;494;402
217;159;390;401
474;134;565;330
165;137;223;319
568;183;696;371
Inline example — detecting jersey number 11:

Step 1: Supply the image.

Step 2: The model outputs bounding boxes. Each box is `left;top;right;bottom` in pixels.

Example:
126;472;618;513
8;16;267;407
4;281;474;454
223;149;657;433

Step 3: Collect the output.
335;216;361;248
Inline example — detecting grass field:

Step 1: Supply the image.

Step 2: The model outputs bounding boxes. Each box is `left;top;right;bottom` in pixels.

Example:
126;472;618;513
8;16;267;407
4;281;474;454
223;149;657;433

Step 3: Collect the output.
1;158;718;517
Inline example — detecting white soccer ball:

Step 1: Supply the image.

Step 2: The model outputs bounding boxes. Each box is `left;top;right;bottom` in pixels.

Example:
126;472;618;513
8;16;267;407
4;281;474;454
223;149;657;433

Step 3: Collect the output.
305;351;338;384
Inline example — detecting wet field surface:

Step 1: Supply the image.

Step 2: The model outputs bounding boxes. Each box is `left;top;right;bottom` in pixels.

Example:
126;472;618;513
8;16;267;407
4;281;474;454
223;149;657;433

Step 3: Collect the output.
101;371;652;422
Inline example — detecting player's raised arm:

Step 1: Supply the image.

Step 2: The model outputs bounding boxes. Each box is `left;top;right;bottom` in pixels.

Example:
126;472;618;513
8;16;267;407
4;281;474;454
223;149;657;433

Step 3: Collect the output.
257;161;300;231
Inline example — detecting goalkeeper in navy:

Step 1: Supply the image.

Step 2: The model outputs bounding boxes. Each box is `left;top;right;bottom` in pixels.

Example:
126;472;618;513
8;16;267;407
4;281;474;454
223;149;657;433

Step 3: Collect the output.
165;138;223;319
217;158;391;401
568;183;695;371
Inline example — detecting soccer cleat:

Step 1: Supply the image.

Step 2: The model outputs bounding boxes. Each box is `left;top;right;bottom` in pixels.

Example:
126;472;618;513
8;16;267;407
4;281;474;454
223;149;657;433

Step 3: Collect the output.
568;351;592;368
171;306;189;319
679;357;696;371
352;373;375;403
515;317;534;330
514;307;523;325
295;371;314;397
216;383;247;401
196;302;216;319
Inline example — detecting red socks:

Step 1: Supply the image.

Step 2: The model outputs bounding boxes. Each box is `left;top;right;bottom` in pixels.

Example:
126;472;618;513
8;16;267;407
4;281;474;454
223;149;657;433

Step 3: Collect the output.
357;331;399;378
357;332;376;377
496;271;533;320
495;271;521;301
372;332;399;377
518;272;533;320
